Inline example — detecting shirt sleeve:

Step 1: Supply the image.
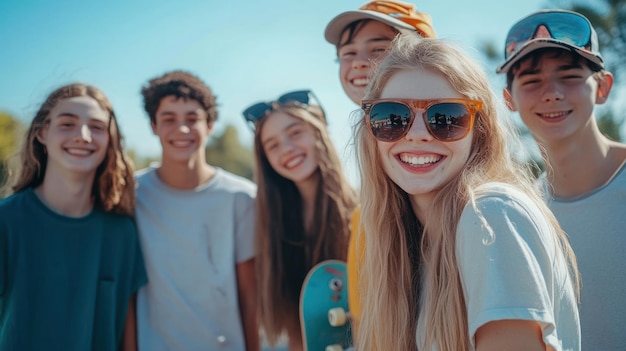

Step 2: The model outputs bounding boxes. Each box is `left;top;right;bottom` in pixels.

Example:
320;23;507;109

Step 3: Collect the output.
123;218;147;294
456;192;558;347
0;201;10;298
0;222;5;297
234;192;256;263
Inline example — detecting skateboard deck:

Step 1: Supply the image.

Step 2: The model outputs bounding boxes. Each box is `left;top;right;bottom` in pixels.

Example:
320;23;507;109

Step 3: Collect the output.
299;259;353;351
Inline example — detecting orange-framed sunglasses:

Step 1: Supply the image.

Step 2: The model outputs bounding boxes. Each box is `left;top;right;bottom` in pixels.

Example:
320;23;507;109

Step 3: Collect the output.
361;98;482;142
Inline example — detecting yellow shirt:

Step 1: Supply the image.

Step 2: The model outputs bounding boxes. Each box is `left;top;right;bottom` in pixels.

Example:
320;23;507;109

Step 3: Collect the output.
348;207;363;326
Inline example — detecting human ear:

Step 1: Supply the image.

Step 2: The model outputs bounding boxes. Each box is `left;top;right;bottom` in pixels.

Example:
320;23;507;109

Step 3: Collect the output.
503;89;517;111
150;120;158;135
595;71;614;105
35;125;48;145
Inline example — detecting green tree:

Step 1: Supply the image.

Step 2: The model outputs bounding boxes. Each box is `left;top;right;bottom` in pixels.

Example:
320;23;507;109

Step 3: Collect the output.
206;125;254;181
598;110;622;141
0;111;22;161
126;149;161;171
0;111;23;193
557;0;626;80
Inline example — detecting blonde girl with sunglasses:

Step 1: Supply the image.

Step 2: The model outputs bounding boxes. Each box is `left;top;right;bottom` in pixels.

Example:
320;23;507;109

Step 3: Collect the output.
0;83;147;350
243;92;357;351
354;35;580;351
499;10;626;350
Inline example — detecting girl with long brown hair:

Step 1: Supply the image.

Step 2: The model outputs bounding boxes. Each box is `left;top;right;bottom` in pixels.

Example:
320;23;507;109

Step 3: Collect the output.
243;91;357;351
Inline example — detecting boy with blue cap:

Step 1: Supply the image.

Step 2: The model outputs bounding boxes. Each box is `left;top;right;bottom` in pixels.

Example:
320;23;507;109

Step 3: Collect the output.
499;9;626;350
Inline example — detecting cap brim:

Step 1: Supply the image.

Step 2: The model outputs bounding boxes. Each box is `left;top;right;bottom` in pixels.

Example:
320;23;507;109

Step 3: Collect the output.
496;39;604;73
324;10;416;45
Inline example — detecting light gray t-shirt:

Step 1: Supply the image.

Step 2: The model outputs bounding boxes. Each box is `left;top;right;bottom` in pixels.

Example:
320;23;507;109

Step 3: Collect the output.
538;161;626;350
134;167;256;351
416;183;580;351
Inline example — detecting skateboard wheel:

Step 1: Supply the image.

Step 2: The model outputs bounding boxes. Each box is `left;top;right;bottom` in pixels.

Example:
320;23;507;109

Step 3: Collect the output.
325;344;343;351
328;307;347;326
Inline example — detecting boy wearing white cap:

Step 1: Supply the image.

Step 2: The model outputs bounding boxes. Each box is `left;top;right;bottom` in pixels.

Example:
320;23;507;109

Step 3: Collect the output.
499;9;626;350
325;0;435;105
324;0;435;329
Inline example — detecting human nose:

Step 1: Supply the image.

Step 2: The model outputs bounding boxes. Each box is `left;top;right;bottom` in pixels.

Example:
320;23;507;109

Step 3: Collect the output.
541;80;564;102
177;121;191;133
404;111;433;142
77;124;92;143
279;138;295;154
272;138;296;160
351;51;372;69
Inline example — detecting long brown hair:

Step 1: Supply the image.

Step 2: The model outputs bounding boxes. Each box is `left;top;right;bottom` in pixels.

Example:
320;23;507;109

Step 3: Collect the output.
253;102;357;346
10;83;136;216
355;35;579;351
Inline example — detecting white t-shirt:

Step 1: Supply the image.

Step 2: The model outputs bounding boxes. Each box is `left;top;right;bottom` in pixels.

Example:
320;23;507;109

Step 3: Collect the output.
134;167;256;351
417;183;580;351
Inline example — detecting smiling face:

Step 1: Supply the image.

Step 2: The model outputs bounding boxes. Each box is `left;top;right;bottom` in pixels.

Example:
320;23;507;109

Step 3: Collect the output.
37;96;110;178
151;95;213;164
504;51;611;146
260;109;320;186
338;20;397;105
376;68;473;212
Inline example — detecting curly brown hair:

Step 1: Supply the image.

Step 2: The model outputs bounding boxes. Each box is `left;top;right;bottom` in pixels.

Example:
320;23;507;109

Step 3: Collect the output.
141;70;218;124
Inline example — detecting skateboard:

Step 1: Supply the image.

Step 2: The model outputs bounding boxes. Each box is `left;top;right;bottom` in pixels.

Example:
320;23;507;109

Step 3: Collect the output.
299;259;353;351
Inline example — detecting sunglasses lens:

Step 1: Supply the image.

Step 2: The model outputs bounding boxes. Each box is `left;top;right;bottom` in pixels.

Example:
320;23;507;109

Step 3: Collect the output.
369;102;411;141
243;102;272;123
505;12;591;59
425;103;472;141
277;91;310;105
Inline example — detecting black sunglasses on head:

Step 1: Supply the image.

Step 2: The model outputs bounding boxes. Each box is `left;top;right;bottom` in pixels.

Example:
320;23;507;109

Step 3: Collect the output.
242;90;323;129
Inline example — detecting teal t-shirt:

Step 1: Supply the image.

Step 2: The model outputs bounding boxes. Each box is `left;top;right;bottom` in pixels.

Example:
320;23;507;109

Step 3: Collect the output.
0;188;147;351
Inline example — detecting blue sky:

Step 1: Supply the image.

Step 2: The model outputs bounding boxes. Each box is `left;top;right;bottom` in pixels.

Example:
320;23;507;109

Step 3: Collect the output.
0;0;550;182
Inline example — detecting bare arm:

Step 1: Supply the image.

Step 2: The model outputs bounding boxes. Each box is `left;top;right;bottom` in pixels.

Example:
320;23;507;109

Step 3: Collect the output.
475;320;546;351
237;258;260;351
122;294;138;351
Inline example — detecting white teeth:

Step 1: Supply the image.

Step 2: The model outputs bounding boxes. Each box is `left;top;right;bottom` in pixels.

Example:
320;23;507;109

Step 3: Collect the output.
400;154;440;165
352;78;369;86
285;155;304;168
541;111;567;118
66;148;91;156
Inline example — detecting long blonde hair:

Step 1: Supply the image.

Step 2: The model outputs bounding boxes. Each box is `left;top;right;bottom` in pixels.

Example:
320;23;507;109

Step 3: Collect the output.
354;36;579;351
253;103;357;346
9;83;135;216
